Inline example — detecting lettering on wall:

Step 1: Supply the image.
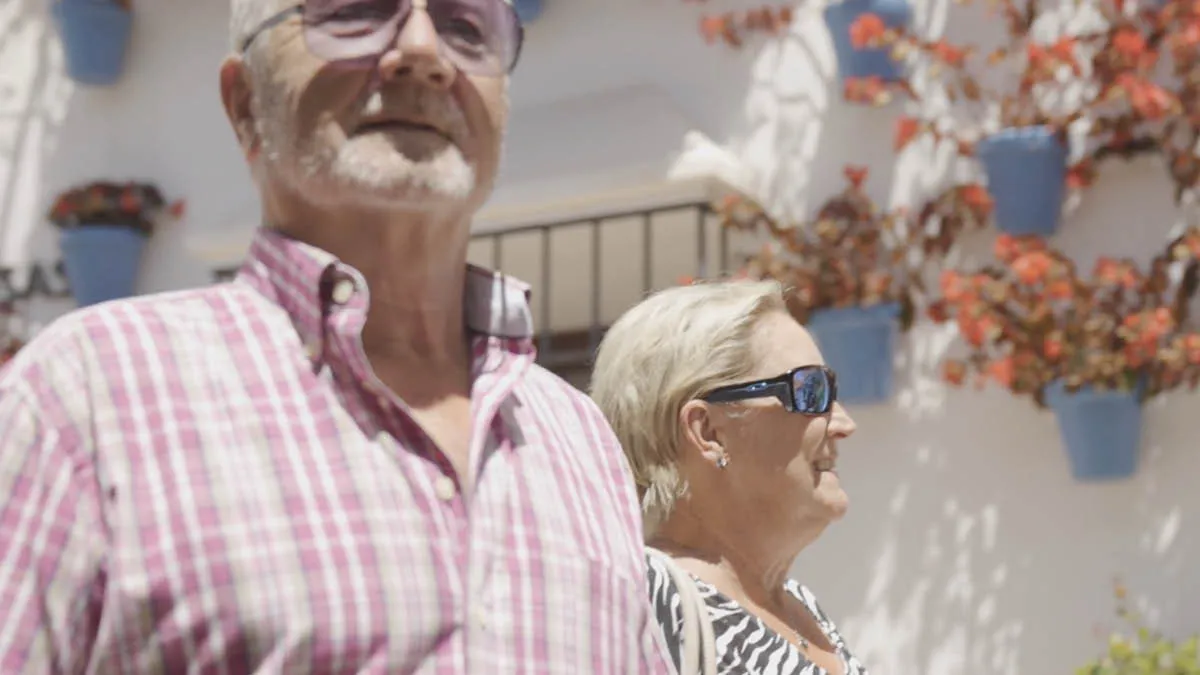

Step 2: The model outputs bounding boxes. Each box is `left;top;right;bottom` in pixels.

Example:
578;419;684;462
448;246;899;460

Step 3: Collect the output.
0;261;72;303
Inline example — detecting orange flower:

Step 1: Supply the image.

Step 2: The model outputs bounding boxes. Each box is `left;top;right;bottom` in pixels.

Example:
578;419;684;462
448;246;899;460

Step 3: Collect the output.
849;13;887;49
986;356;1016;387
699;15;730;44
958;314;997;348
894;116;921;152
843;165;869;188
1184;334;1200;364
1094;257;1139;289
1046;279;1073;299
930;40;967;67
958;184;992;216
939;270;969;302
843;76;890;105
1066;161;1095;190
1012;251;1053;284
1044;335;1063;359
1112;26;1146;60
1049;37;1080;74
994;234;1021;263
1114;74;1176;120
942;360;967;386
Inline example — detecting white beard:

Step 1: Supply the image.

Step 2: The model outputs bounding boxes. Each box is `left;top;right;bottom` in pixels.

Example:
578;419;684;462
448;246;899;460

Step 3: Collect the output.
254;80;478;211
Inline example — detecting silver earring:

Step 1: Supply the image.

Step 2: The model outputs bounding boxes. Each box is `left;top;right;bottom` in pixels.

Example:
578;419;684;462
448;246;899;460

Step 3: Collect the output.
716;455;729;468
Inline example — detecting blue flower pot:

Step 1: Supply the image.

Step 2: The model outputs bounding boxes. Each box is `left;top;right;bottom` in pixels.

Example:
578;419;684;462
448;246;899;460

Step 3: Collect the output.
59;226;147;307
513;0;543;23
51;0;133;87
807;303;899;404
1044;380;1143;481
977;126;1067;237
824;0;910;85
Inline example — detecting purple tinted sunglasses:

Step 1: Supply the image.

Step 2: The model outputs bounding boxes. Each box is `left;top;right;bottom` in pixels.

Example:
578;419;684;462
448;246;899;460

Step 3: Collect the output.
240;0;524;76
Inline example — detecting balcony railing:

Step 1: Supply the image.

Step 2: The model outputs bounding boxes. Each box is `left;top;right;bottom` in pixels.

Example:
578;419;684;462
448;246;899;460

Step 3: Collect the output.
469;201;734;384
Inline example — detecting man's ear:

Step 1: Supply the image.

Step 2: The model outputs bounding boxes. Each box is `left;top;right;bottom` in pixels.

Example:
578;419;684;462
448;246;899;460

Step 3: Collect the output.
219;55;258;156
679;400;726;468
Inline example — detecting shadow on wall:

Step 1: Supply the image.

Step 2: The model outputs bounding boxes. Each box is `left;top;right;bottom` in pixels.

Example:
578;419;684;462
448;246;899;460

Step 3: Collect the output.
0;0;68;263
803;326;1200;674
0;0;111;326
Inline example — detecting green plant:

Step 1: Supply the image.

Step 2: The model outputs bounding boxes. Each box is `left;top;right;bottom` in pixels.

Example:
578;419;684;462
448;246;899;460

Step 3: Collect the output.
47;181;184;237
1077;581;1200;674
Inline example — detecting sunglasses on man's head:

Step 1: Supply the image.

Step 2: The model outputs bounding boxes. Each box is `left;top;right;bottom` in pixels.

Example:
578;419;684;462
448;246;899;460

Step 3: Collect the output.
700;365;838;416
241;0;524;77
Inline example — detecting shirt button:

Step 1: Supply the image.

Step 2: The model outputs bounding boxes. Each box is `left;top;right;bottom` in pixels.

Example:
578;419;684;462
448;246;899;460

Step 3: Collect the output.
303;339;321;360
330;278;355;305
474;608;488;630
434;476;457;501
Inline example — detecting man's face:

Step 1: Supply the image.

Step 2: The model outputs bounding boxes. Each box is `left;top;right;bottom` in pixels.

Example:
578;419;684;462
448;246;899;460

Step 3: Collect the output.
234;4;509;214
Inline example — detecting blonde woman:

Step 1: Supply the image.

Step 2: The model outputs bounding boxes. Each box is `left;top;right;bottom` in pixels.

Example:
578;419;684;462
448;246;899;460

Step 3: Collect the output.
592;280;868;675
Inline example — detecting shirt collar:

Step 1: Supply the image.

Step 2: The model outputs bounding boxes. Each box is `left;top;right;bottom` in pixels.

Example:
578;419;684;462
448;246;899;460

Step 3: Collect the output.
236;227;535;356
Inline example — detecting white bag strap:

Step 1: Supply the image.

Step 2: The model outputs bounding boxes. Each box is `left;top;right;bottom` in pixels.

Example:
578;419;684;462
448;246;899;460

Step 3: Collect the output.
646;548;717;675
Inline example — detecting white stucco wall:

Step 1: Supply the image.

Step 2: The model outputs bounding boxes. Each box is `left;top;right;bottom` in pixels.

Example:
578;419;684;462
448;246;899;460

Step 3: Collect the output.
1;0;1197;673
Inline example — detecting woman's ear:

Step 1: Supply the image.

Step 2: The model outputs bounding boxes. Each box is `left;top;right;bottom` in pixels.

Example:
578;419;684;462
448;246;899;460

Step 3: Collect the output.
680;400;727;469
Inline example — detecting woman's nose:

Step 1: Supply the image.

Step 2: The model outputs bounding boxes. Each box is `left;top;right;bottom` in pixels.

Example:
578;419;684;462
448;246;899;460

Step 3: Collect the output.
827;402;857;439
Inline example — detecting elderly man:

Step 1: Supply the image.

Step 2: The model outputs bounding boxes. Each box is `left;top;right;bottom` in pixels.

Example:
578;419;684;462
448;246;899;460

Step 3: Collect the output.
0;1;672;673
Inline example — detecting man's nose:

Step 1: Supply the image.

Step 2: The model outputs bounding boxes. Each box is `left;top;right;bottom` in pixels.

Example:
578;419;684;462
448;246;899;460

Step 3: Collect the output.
377;7;455;87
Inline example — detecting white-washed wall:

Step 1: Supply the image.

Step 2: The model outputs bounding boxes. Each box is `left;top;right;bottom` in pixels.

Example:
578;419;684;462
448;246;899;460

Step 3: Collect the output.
0;0;1197;673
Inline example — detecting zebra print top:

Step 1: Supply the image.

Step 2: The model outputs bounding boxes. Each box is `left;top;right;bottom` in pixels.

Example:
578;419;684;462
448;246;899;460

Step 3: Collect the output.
646;553;869;674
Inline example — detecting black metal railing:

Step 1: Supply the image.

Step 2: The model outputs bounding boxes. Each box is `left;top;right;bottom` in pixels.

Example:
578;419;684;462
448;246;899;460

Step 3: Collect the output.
470;201;732;377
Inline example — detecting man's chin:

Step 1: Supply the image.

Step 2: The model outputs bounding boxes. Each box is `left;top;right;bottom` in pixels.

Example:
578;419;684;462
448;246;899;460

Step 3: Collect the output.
320;162;480;211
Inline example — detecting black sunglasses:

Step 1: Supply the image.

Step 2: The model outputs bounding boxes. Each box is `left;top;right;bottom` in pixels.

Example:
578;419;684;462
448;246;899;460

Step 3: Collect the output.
701;365;838;415
240;0;524;77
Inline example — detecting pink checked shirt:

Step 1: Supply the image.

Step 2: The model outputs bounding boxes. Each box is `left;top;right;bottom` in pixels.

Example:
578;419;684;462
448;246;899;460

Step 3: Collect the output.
0;228;673;674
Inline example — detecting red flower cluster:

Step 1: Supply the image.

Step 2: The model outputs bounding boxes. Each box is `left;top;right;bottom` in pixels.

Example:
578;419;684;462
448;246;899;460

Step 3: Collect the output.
48;181;184;237
930;231;1200;405
712;166;989;327
845;0;1200;203
690;3;794;48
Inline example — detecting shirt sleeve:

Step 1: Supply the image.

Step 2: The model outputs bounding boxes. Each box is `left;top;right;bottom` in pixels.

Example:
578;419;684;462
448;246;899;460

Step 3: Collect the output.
0;377;106;674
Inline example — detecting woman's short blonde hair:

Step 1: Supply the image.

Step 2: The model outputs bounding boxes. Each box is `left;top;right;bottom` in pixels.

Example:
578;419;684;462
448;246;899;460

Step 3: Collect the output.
590;279;786;536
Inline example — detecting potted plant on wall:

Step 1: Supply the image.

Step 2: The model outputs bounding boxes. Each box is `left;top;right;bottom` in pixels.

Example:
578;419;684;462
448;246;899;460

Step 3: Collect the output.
51;0;134;86
853;0;1198;229
849;0;1158;236
48;181;184;307
831;0;912;94
714;166;991;403
931;231;1200;480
